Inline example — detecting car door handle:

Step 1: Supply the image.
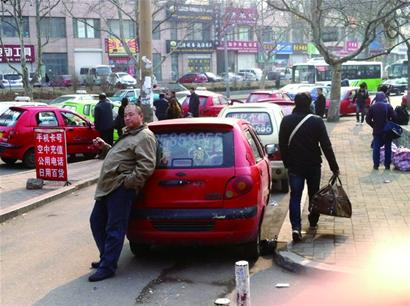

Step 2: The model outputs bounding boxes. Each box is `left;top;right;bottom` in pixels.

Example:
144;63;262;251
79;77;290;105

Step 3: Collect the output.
67;128;74;131
159;179;191;186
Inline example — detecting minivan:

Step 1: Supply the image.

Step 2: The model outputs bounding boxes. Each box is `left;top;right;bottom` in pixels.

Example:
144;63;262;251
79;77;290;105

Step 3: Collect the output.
79;65;112;85
238;68;263;81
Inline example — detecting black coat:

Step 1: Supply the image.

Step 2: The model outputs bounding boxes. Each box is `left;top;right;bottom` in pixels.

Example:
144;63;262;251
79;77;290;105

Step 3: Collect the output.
315;94;326;117
188;92;200;117
279;111;339;174
94;99;113;131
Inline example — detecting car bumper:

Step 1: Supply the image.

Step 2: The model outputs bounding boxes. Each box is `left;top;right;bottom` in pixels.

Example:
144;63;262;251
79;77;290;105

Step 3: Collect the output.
0;143;23;158
270;160;288;180
127;206;260;245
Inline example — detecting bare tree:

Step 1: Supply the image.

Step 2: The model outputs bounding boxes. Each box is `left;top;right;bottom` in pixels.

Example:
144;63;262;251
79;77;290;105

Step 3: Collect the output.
267;0;410;122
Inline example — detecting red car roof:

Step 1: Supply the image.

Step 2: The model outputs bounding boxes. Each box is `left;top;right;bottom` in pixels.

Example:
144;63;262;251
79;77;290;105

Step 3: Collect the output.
148;117;245;129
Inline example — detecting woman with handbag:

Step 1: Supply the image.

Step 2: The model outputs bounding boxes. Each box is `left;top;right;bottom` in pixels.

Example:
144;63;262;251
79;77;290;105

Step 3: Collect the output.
279;93;340;242
365;92;397;170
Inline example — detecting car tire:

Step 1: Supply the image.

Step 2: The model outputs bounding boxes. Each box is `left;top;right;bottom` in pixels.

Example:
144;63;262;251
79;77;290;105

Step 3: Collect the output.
280;179;289;193
84;153;97;159
129;241;151;257
23;148;35;168
241;227;261;261
1;157;17;165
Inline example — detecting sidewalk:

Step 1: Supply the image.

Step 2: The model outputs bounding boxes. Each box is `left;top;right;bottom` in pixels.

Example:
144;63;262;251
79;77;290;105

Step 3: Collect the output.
0;159;102;222
274;117;410;273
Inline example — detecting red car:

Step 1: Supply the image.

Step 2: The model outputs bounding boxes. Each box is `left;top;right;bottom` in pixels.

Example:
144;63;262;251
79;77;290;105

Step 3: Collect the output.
326;87;371;115
178;73;208;84
245;91;295;115
0;106;100;168
181;90;233;117
51;75;72;87
127;118;272;260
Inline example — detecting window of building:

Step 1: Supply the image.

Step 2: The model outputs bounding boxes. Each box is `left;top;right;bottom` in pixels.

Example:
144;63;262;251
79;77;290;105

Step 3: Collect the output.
107;19;135;39
73;18;100;38
237;26;252;41
202;23;211;41
187;23;203;40
153;53;162;81
43;53;68;79
40;17;66;38
171;54;179;80
153;21;161;40
0;16;30;37
170;21;178;40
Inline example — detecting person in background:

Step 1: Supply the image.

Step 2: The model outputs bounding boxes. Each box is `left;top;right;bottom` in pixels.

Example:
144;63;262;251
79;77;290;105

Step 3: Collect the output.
279;93;339;243
394;98;409;125
371;84;390;105
314;88;326;118
153;93;169;120
89;104;157;282
366;92;397;170
188;87;200;117
353;82;369;125
94;93;114;146
115;97;128;137
167;91;183;119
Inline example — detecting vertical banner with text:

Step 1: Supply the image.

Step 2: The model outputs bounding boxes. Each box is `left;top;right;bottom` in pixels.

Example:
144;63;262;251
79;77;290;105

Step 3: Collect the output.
34;129;68;182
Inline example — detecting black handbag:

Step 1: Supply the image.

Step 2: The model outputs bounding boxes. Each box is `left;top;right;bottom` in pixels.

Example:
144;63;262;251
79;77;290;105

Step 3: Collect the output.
310;175;352;218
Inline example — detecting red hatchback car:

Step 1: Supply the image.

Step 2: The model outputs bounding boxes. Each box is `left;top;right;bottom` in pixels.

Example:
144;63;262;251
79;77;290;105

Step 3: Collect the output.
181;90;233;117
127;118;272;259
326;87;371;115
0;106;100;168
178;73;208;84
245;90;295;115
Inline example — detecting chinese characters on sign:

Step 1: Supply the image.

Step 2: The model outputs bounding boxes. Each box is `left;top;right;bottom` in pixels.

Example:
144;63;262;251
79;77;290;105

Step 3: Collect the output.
105;38;139;56
216;41;258;53
166;40;214;53
34;129;68;182
0;45;35;63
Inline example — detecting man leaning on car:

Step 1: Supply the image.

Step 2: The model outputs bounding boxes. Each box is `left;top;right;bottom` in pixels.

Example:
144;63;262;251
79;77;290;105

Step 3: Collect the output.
88;104;157;282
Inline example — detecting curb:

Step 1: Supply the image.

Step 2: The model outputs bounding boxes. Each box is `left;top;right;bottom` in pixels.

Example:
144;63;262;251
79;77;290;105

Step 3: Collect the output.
0;176;98;223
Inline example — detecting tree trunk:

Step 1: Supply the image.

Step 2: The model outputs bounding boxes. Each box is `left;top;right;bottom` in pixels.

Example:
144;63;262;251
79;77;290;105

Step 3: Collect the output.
407;43;410;111
260;69;267;89
327;63;342;122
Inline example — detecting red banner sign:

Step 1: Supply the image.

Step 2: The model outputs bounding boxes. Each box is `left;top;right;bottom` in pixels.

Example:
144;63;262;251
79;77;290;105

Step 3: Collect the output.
0;45;35;63
34;129;68;182
216;41;258;53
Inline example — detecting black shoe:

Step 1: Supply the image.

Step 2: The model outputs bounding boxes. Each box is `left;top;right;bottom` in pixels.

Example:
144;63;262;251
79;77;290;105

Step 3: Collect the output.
373;165;379;170
90;261;100;269
292;230;302;243
88;269;115;282
385;165;390;170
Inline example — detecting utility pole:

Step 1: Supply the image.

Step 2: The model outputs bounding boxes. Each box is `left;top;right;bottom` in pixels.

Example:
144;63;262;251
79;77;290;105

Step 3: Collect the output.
222;0;230;98
139;0;153;122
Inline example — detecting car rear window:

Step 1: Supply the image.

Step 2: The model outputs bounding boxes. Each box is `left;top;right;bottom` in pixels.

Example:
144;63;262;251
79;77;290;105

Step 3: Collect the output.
247;93;270;102
0;109;24;127
225;112;274;135
156;130;234;169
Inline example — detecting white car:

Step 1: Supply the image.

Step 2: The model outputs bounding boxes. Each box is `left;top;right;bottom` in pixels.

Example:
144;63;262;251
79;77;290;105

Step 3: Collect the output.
238;68;263;81
109;72;137;87
0;97;47;115
48;93;100;105
0;73;23;89
218;102;288;193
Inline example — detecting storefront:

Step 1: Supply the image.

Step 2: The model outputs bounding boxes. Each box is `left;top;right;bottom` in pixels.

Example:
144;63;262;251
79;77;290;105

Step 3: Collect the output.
106;38;138;76
0;44;35;73
216;41;258;72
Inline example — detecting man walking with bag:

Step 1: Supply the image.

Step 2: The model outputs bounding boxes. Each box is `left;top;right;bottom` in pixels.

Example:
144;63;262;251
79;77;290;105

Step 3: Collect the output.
279;93;340;242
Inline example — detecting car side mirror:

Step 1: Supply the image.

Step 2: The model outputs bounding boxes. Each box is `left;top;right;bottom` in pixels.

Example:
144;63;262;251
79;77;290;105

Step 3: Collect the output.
265;144;277;156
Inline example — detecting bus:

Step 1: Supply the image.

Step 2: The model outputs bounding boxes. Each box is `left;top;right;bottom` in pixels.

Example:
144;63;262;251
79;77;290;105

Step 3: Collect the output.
292;60;383;91
386;59;408;79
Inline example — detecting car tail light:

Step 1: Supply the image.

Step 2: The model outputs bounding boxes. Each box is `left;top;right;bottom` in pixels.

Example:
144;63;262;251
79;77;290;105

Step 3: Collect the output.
1;129;15;142
224;176;253;199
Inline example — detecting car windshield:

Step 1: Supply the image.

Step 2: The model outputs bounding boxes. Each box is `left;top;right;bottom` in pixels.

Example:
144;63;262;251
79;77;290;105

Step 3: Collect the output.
0;109;24;126
248;93;271;102
96;67;111;76
156;130;234;169
225;112;274;135
113;91;126;97
49;96;76;104
4;74;21;81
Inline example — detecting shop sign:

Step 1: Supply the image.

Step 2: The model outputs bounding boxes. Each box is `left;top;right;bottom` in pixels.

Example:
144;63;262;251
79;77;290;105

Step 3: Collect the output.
265;42;293;55
293;43;308;53
106;38;138;56
34;129;68;182
166;4;214;21
216;41;258;53
166;40;214;53
224;7;257;25
0;45;35;63
346;41;359;52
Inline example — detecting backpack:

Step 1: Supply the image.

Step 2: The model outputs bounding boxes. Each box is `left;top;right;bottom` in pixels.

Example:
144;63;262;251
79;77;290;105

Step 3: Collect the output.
394;106;409;125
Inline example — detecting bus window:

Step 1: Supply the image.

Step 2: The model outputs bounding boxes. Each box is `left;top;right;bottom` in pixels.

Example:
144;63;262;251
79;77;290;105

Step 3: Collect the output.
292;65;316;83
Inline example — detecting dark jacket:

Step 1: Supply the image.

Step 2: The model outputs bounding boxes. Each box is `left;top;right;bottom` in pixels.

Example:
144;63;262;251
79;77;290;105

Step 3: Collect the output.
353;89;369;105
366;102;397;135
94;99;113;131
115;105;126;136
188;92;200;117
154;98;169;120
394;105;409;125
279;112;339;174
315;94;326;117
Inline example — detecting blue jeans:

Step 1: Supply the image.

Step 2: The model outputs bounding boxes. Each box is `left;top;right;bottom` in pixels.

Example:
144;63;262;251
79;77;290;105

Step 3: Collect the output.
372;134;392;167
90;185;136;273
288;166;321;231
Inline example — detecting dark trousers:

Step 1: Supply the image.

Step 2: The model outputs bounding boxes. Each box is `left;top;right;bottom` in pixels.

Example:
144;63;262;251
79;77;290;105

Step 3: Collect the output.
288;166;321;231
356;103;365;123
99;129;114;146
90;185;136;273
372;134;392;167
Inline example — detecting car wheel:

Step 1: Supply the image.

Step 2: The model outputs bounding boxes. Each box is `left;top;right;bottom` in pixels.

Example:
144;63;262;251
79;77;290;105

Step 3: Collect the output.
84;153;97;159
241;227;261;261
23;148;35;168
1;157;17;165
129;241;151;257
280;178;289;193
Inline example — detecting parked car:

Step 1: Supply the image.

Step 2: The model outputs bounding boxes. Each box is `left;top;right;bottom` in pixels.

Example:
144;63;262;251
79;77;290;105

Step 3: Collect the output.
0;97;48;115
50;75;73;87
221;72;244;82
0;73;23;89
204;72;223;82
237;71;257;81
0;106;100;168
325;87;371;116
382;78;408;96
79;65;112;85
245;90;292;103
181;90;233;117
178;73;208;84
110;88;141;104
219;103;288;193
109;72;137;88
238;68;263;81
126;117;271;259
49;92;99;105
279;83;316;100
